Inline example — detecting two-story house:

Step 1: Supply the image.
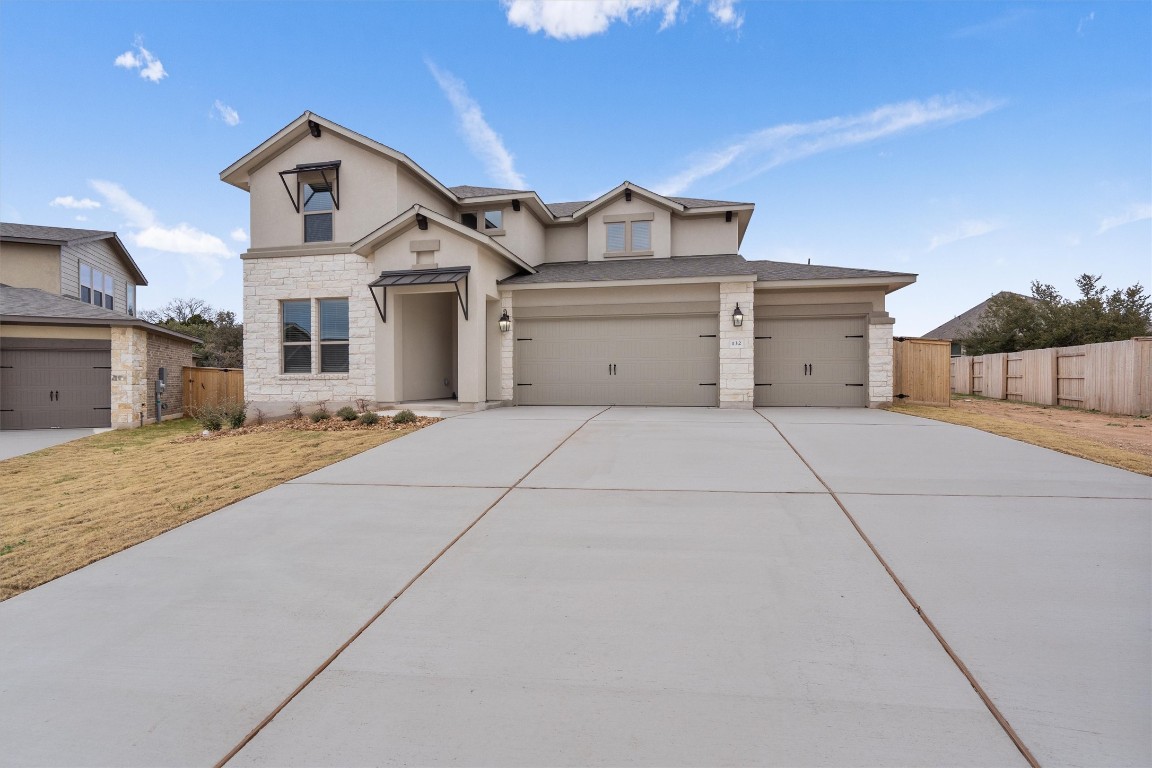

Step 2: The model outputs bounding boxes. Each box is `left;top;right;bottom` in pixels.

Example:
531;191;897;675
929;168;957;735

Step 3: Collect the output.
221;112;915;414
0;223;199;429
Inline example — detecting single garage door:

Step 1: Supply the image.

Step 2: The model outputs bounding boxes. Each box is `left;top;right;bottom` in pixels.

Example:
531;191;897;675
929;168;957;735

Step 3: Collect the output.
0;340;112;429
754;316;867;407
515;315;719;406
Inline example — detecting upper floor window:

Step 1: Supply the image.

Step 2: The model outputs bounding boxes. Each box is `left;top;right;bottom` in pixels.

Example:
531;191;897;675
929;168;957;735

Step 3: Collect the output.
604;214;654;257
127;283;136;317
303;182;334;242
79;263;114;310
462;209;503;233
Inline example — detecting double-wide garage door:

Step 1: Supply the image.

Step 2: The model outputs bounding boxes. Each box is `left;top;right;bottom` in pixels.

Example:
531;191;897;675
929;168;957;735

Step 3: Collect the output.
515;315;719;406
754;316;867;406
0;340;112;429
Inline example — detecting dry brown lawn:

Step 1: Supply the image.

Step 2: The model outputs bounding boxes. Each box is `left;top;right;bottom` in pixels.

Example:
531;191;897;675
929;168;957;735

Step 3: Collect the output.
891;396;1152;476
0;416;434;601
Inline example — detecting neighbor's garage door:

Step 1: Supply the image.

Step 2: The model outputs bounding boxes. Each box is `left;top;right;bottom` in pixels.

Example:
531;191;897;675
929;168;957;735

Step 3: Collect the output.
754;316;867;406
0;340;112;429
515;315;719;406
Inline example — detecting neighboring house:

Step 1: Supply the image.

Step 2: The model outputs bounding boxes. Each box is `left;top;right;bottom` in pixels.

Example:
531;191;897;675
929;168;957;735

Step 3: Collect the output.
922;291;1034;356
0;223;199;429
221;112;915;413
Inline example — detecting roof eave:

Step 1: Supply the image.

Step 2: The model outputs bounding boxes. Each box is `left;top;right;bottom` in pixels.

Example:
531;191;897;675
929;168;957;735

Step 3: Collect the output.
754;275;917;293
0;315;202;343
570;181;687;220
456;192;556;224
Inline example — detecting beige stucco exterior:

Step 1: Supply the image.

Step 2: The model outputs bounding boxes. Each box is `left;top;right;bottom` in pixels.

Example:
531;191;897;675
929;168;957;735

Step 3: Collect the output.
0;242;61;293
224;112;915;412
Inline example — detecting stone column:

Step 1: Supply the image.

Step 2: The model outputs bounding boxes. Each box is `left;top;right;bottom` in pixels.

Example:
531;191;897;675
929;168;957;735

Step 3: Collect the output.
719;280;755;409
868;313;895;407
499;291;514;401
110;326;149;428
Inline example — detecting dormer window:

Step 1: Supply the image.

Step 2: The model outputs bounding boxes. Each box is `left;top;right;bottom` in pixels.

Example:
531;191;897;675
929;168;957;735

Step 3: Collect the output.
604;213;654;257
303;182;334;242
461;209;504;234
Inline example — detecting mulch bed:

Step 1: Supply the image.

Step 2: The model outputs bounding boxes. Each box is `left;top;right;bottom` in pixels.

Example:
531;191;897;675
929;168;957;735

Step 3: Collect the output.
175;414;441;442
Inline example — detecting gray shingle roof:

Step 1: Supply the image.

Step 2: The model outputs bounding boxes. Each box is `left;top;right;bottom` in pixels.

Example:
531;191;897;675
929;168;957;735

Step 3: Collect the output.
450;185;530;199
667;196;753;209
0;285;202;343
0;222;114;243
546;201;591;217
500;255;757;285
500;255;916;286
922;292;1033;340
748;260;915;281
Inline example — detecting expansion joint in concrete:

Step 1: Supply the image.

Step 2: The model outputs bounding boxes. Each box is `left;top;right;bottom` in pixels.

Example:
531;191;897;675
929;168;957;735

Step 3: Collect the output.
753;410;1041;768
214;405;612;767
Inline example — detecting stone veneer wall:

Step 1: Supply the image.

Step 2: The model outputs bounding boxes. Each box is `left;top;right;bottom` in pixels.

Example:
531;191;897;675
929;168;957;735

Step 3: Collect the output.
499;291;514;401
868;317;895;407
243;253;376;409
718;281;755;409
110;326;148;428
146;332;195;421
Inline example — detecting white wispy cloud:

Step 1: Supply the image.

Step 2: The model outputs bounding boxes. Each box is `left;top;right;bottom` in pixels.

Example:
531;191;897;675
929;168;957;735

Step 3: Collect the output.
952;8;1033;39
926;219;1003;252
229;227;248;242
113;37;167;83
50;196;102;210
89;180;233;282
75;215;88;222
212;100;240;126
426;60;527;189
503;0;740;39
654;94;1004;195
1077;11;1095;36
1097;203;1152;234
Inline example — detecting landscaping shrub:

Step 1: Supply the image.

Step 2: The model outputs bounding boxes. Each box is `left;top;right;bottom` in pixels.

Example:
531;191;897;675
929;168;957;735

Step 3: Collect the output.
358;411;380;425
336;406;358;421
310;409;330;423
193;404;224;432
224;400;249;429
391;409;417;425
290;402;303;419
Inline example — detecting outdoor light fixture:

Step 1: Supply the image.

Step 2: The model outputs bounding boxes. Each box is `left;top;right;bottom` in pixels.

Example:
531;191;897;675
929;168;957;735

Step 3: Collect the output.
416;214;428;230
625;189;632;202
725;210;733;223
308;119;322;138
732;303;744;327
499;309;512;332
512;199;521;212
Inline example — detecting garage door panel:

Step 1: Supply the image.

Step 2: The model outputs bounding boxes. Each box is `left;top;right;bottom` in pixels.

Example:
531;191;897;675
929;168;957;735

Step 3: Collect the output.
754;317;867;407
0;346;112;429
516;315;718;406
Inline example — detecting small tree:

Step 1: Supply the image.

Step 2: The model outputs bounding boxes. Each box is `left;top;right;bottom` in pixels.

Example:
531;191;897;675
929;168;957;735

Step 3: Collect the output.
140;298;244;368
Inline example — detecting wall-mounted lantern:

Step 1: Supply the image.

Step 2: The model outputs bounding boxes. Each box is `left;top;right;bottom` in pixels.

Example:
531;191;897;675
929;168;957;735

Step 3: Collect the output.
732;303;744;327
498;309;512;333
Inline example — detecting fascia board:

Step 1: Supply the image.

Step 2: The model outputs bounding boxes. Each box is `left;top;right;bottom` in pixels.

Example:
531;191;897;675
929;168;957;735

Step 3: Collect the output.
569;182;687;220
753;275;918;293
501;274;757;291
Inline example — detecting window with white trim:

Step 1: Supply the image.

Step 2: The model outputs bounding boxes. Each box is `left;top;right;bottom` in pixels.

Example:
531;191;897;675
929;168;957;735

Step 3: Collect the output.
462;209;503;233
282;300;312;373
319;299;349;373
79;263;114;310
303;181;334;242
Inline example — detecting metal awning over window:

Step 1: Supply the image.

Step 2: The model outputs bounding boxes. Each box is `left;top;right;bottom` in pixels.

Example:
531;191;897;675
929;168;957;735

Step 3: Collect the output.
279;160;341;213
368;266;470;322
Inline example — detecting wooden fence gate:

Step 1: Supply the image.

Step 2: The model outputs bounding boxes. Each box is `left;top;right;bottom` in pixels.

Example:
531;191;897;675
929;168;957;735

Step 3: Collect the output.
183;367;244;415
892;338;951;406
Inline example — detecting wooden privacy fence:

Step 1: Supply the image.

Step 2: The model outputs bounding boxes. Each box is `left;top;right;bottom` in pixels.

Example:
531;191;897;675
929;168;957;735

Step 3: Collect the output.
951;337;1152;416
183;367;244;415
893;337;951;406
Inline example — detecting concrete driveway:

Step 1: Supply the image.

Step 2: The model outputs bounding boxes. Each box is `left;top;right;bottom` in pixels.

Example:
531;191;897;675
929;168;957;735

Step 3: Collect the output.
0;427;106;461
1;407;1147;766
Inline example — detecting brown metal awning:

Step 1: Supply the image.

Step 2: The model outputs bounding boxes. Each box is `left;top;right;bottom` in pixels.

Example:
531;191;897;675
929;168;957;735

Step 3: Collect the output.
367;266;470;322
278;160;341;213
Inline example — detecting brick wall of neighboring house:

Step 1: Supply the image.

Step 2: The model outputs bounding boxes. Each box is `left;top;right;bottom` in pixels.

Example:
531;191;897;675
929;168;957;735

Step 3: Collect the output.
146;332;196;421
242;252;376;408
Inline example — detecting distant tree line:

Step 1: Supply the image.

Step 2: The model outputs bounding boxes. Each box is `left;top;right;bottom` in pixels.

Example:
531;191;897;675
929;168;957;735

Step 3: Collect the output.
964;274;1151;355
139;297;243;368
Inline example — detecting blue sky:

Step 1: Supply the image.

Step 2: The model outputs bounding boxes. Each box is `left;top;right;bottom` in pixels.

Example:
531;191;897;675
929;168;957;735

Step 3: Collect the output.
1;0;1148;335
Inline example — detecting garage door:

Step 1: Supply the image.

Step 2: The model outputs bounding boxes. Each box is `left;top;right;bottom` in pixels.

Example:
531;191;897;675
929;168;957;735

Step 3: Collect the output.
0;341;112;429
754;316;867;407
515;315;719;406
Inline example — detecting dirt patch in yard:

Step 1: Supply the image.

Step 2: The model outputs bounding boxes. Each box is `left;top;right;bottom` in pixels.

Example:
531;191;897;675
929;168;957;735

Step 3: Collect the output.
891;396;1151;476
0;415;438;601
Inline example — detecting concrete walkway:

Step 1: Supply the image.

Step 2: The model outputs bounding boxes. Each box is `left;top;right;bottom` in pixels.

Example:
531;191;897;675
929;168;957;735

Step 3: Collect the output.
0;407;1147;766
0;427;106;461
